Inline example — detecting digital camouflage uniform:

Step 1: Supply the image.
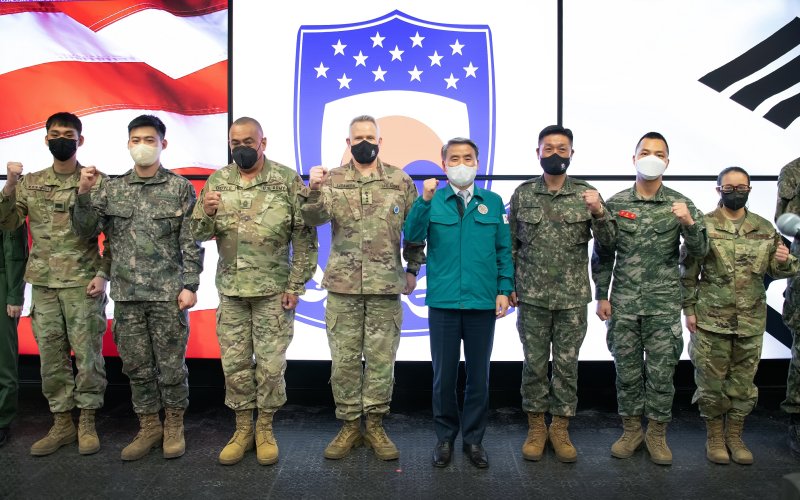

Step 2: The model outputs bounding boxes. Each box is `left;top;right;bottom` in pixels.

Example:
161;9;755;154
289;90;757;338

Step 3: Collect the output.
0;223;28;429
682;208;798;419
776;157;800;414
0;166;108;413
72;166;203;414
510;176;615;417
301;159;424;421
592;184;708;422
191;160;317;412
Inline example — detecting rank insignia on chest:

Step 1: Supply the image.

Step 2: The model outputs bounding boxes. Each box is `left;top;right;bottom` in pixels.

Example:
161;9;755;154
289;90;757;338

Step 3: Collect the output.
53;201;66;212
477;204;488;214
618;210;636;220
361;190;373;205
241;199;252;209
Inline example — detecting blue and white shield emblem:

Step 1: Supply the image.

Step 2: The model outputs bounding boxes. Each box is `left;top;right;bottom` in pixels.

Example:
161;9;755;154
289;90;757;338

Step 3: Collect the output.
293;10;496;336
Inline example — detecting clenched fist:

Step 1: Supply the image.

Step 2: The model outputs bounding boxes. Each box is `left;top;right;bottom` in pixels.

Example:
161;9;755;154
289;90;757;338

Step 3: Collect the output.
582;189;603;216
4;162;23;194
78;166;99;195
204;191;222;216
671;201;694;226
309;166;329;190
422;178;439;201
776;242;790;263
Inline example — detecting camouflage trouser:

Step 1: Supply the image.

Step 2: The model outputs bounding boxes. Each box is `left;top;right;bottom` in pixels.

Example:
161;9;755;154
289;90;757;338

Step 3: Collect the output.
325;292;401;421
0;273;19;428
607;312;683;422
113;301;189;414
217;293;293;411
517;302;587;417
689;328;762;419
782;274;800;414
31;285;107;413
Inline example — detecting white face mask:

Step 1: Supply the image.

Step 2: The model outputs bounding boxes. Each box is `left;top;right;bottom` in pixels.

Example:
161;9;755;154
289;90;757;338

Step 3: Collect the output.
446;163;477;187
635;155;667;180
130;143;160;167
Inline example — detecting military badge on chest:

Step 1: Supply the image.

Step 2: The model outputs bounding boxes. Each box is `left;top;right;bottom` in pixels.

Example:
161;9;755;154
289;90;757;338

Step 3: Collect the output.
361;190;373;205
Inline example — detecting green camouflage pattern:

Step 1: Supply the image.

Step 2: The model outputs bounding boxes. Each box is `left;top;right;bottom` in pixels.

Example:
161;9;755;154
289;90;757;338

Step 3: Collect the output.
0;165;109;286
681;208;798;337
113;301;189;414
191;160;317;296
510;176;615;309
517;303;586;417
31;285;107;413
325;292;401;420
72;166;203;301
216;293;293;411
0;224;27;427
689;327;762;419
300;160;424;294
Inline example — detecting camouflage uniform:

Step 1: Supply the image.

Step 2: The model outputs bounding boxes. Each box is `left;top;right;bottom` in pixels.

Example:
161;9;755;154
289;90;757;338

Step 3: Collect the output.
0;166;108;413
72;166;203;414
300;159;424;421
592;184;708;422
191;160;317;411
776;157;800;414
682;208;798;419
0;224;28;429
510;176;615;417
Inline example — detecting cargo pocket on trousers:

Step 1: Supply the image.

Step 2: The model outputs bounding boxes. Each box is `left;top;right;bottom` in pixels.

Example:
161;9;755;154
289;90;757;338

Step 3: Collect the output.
670;322;685;359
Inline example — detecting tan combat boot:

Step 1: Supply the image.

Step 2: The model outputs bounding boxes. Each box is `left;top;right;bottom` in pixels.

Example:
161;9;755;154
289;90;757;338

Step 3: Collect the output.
548;415;577;463
163;408;185;459
219;410;255;465
256;411;279;466
645;419;672;465
522;412;547;461
78;409;100;455
30;411;77;456
364;413;399;461
705;417;729;464
324;418;363;459
121;413;163;461
611;416;643;459
725;416;753;465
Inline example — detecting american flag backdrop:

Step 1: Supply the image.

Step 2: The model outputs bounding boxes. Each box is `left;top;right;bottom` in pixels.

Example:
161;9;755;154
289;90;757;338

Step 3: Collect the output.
0;0;229;357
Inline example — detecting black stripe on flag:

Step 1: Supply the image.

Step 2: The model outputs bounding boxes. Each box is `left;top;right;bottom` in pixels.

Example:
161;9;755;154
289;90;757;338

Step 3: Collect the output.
730;54;800;110
765;92;800;129
699;17;800;92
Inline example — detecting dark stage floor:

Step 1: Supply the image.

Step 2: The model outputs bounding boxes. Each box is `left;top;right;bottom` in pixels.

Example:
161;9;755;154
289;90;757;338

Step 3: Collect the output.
2;383;800;500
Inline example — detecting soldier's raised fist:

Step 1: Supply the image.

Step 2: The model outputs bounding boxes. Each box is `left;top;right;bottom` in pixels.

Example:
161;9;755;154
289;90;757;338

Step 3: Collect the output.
78;166;99;194
422;178;439;201
203;191;222;216
5;162;23;187
309;166;329;190
582;189;603;216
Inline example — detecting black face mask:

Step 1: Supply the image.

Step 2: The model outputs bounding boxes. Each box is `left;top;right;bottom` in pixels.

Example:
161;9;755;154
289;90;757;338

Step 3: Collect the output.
351;140;378;165
540;154;570;175
720;191;749;211
232;145;259;171
48;137;78;161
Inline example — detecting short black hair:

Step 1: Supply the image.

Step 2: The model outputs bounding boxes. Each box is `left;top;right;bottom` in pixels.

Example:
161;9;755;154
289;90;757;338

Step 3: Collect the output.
128;114;166;140
635;131;669;155
538;125;573;146
441;137;479;161
717;166;750;186
46;112;82;135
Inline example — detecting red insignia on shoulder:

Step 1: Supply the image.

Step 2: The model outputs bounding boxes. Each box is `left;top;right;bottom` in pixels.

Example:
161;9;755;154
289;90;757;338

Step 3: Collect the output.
618;210;636;220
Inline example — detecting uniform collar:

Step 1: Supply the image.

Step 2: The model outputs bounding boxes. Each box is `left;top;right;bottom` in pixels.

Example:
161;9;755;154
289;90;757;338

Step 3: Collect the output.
533;175;575;195
709;207;759;234
226;159;274;187
43;162;82;187
126;164;168;184
344;158;387;182
630;182;667;202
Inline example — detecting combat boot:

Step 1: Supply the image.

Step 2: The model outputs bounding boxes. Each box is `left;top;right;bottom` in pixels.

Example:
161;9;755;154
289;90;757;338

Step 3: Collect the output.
705;417;729;464
725;416;753;465
548;415;577;462
611;416;643;459
219;410;254;465
163;408;185;459
522;412;547;461
645;419;672;465
255;411;279;465
324;418;362;459
789;414;800;458
78;409;100;455
364;413;399;460
121;413;162;461
30;411;77;456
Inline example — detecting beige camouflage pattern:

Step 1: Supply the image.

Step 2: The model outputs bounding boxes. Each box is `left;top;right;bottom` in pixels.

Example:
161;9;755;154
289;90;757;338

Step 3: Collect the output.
191;160;317;296
72;166;203;301
301;159;424;294
0;165;109;286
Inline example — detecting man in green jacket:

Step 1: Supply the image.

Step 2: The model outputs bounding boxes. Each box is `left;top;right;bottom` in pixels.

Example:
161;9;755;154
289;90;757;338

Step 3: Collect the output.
404;137;514;469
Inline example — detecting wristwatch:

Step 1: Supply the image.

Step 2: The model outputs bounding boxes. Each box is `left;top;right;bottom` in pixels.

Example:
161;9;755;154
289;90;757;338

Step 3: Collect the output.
183;284;199;293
